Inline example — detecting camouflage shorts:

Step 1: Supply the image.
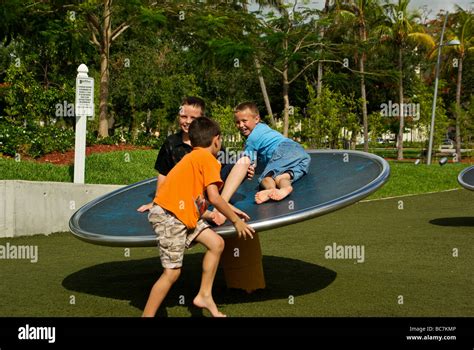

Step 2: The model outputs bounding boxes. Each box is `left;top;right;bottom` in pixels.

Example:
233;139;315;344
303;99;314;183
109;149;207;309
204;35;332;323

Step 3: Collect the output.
148;204;210;269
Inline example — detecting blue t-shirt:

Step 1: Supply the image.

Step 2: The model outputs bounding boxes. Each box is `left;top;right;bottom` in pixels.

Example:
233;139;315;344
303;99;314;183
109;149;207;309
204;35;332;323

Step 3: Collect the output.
243;123;286;165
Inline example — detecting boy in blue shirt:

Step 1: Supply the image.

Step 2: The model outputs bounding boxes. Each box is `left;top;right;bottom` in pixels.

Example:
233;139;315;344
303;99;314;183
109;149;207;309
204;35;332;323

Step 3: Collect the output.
224;102;311;204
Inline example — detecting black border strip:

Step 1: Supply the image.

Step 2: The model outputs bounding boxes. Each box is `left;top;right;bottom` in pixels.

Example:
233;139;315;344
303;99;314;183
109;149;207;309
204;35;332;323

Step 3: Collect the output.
0;317;472;346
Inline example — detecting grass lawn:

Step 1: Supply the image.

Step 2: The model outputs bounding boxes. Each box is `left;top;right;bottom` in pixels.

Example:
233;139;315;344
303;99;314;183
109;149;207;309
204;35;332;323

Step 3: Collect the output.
0;190;472;317
0;150;157;185
367;161;468;199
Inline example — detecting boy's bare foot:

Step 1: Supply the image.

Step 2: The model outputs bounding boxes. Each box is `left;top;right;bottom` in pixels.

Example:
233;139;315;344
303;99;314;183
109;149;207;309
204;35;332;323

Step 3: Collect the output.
212;209;227;226
193;295;227;317
255;189;275;204
269;186;293;201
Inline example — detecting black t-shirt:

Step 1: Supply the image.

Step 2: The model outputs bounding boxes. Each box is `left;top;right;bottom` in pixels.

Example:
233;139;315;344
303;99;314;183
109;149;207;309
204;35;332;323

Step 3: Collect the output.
154;132;234;178
154;132;193;175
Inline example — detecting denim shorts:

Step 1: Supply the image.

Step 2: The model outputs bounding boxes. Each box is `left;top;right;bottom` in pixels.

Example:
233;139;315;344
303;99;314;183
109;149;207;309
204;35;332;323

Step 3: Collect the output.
259;140;311;183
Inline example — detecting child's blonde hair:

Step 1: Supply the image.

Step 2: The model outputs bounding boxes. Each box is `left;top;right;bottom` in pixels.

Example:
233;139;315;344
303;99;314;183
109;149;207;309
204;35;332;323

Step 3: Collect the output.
234;102;259;116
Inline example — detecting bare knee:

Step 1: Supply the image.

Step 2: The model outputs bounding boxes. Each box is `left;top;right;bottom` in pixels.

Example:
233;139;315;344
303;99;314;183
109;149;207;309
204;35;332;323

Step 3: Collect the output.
237;156;251;165
213;235;225;254
196;228;225;254
163;268;181;284
232;157;251;175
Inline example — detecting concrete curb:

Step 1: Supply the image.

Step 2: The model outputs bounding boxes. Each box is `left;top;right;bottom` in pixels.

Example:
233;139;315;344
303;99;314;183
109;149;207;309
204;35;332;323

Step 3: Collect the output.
0;180;124;238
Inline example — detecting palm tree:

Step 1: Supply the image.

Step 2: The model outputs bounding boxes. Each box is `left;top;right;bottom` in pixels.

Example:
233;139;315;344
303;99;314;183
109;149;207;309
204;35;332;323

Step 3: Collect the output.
450;6;474;161
331;0;383;152
382;0;434;160
316;0;332;97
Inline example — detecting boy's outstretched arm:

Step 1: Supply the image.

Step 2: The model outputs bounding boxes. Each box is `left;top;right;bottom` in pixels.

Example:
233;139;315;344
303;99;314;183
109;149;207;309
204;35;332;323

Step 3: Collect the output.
207;183;255;239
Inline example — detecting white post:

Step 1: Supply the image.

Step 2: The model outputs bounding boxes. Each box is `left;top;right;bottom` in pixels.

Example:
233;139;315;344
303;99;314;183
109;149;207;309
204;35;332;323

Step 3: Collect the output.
74;64;94;183
427;13;449;165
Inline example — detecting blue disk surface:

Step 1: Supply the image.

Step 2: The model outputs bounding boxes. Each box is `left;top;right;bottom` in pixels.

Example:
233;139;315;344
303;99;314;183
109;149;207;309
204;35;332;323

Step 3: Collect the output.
69;150;390;246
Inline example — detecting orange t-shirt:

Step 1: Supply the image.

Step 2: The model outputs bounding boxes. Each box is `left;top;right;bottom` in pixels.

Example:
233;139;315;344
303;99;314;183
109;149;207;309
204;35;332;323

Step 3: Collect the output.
154;147;223;229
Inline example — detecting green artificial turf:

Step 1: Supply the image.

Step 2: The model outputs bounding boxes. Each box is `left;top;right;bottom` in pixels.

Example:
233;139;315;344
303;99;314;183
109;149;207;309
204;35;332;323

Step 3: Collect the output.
1;190;472;317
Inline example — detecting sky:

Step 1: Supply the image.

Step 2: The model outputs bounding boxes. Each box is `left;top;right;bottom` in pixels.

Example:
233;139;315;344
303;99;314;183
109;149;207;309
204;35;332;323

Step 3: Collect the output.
408;0;473;15
252;1;474;18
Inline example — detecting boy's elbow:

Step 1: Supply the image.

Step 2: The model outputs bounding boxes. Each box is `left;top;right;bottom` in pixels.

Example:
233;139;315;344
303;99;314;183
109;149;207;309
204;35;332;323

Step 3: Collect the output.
209;197;221;206
207;192;220;205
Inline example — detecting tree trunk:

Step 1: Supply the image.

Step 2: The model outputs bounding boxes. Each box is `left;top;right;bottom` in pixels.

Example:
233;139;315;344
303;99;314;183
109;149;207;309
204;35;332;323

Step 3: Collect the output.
254;57;275;126
317;10;326;98
455;55;463;162
360;25;368;153
283;66;290;137
145;109;152;133
317;61;323;97
128;83;137;140
282;33;290;138
98;0;112;138
397;47;404;160
241;1;275;127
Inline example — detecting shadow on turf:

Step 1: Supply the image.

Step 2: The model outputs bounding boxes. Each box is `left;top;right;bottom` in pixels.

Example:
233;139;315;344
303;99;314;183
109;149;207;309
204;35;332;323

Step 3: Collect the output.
429;217;474;227
62;254;336;316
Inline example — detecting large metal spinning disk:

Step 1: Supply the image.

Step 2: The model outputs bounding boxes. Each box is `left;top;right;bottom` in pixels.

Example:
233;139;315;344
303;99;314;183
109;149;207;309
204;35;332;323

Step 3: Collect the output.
70;150;390;247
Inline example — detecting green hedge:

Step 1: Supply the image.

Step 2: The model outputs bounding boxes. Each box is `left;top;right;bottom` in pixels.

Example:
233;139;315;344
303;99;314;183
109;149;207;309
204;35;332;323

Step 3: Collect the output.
0;121;164;158
0;122;74;158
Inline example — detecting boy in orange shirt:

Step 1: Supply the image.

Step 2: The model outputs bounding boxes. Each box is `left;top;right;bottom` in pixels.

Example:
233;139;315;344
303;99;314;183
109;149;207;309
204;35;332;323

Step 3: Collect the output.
142;117;255;317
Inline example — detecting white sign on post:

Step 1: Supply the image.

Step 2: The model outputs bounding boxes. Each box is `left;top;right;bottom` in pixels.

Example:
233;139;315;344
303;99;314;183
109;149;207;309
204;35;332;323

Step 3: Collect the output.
75;77;94;118
74;64;94;184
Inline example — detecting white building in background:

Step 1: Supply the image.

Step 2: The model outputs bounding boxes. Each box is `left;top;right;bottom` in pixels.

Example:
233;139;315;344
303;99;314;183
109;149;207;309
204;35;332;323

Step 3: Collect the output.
272;117;430;146
355;126;429;145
